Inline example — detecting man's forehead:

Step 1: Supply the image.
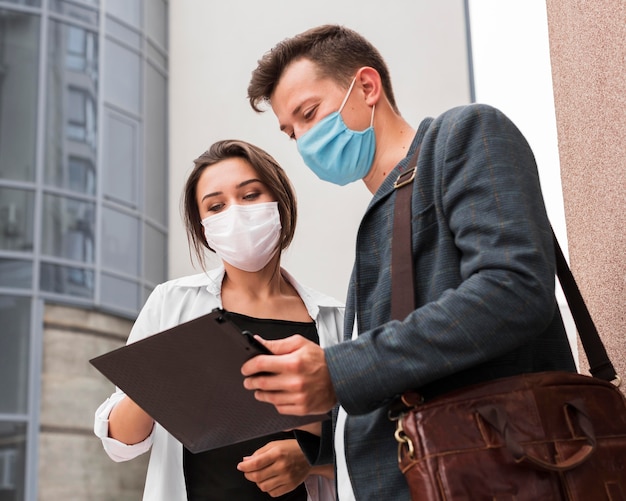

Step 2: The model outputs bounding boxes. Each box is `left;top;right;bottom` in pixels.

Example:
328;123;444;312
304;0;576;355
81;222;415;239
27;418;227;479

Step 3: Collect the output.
276;59;322;93
272;67;321;117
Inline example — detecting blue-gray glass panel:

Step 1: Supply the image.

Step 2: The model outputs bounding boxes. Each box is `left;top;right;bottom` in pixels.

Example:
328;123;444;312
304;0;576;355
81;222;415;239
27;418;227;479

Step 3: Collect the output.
105;15;141;48
49;0;99;26
0;11;39;183
146;40;167;70
0;259;32;289
0;295;30;413
101;206;139;276
102;110;138;207
101;272;139;312
0;0;39;5
39;262;94;298
103;39;140;115
144;64;167;225
145;0;167;48
143;223;166;285
45;20;98;193
0;187;35;253
106;0;140;28
41;194;95;263
0;421;27;500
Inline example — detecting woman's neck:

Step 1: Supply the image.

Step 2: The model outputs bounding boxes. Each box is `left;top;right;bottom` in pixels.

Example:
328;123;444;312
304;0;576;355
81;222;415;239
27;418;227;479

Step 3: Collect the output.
220;259;311;322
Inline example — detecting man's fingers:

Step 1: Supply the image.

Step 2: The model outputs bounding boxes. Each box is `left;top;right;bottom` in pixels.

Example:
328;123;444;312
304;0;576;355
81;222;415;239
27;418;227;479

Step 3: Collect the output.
256;334;308;355
241;335;308;377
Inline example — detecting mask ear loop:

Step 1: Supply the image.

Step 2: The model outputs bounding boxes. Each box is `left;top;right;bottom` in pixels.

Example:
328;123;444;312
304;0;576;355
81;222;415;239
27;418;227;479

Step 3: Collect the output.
338;76;376;128
338;77;358;114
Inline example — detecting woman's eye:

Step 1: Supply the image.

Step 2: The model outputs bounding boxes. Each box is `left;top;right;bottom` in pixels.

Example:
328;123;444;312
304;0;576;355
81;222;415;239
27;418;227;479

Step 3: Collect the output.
207;203;223;213
243;192;261;201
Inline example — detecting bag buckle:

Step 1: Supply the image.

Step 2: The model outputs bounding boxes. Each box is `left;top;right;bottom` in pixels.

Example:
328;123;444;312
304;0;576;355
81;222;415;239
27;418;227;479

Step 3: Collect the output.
394;417;416;462
394;167;416;189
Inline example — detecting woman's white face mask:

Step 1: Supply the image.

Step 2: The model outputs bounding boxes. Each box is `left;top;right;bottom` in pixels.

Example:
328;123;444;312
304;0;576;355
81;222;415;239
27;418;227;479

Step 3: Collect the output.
201;201;281;272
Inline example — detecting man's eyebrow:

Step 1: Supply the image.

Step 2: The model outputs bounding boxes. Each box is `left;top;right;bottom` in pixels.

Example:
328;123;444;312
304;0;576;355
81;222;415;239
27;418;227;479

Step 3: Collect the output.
200;178;263;203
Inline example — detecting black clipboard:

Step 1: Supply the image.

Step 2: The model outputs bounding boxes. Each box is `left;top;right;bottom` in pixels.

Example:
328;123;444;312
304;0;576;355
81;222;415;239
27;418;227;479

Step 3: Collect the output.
90;308;326;453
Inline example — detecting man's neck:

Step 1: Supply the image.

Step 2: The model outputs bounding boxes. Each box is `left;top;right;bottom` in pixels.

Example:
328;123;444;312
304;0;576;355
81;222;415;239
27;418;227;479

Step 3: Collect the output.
363;117;416;194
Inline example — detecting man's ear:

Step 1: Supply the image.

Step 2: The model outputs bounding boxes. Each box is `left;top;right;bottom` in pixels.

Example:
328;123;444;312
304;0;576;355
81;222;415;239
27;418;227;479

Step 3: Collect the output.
356;66;382;106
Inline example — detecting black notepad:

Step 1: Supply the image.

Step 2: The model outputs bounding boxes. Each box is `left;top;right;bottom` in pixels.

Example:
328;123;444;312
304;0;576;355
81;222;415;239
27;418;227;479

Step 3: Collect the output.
90;308;326;453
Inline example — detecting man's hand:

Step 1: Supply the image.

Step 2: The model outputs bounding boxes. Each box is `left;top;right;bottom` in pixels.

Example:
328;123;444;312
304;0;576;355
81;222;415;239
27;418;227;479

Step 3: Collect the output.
241;335;337;415
237;439;310;497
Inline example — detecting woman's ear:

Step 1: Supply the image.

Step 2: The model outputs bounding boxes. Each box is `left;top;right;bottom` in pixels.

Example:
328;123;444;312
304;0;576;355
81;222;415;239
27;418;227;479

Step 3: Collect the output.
356;66;382;106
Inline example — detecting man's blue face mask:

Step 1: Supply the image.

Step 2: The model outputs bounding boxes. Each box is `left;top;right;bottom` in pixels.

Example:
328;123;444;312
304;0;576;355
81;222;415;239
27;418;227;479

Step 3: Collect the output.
296;76;376;186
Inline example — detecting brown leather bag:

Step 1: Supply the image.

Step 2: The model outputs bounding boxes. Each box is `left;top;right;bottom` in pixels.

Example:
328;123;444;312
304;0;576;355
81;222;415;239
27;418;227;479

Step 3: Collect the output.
389;148;626;500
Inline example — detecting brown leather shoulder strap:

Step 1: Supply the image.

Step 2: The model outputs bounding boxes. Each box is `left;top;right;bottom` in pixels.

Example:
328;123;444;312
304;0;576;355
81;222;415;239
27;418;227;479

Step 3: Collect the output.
391;146;420;321
390;147;617;382
552;231;617;381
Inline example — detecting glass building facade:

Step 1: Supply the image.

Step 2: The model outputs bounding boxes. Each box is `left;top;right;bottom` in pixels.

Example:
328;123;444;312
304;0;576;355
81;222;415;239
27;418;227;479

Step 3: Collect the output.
0;0;168;498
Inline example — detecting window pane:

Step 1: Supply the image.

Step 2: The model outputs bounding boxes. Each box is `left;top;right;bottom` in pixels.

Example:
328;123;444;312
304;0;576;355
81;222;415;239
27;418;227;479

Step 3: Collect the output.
146;40;167;69
0;421;27;500
1;0;39;5
102;110;138;206
69;156;96;194
0;296;31;413
49;0;99;26
0;11;39;182
142;285;154;307
66;86;97;146
40;262;94;298
101;207;139;276
0;259;32;289
144;64;167;224
145;0;167;48
101;273;139;312
104;39;140;114
143;223;166;284
41;194;95;263
45;153;96;196
105;15;141;48
46;21;98;192
0;187;35;252
106;0;141;28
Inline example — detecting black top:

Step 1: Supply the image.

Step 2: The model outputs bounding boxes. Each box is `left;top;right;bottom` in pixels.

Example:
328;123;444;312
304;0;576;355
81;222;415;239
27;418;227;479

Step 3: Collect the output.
183;311;319;501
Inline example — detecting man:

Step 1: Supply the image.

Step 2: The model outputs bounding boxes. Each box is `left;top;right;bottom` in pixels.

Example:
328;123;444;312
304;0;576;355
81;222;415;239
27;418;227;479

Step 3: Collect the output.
241;24;576;500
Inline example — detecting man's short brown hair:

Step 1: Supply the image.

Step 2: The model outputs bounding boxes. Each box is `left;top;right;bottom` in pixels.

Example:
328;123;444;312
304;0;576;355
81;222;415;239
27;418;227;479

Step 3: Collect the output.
248;24;398;114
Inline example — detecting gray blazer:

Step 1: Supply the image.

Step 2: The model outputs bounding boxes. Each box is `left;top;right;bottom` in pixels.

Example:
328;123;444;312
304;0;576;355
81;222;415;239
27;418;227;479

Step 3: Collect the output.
322;104;576;499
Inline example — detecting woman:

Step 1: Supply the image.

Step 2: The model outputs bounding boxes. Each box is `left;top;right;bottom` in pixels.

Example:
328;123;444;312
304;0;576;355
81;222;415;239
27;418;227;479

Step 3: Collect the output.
94;140;342;501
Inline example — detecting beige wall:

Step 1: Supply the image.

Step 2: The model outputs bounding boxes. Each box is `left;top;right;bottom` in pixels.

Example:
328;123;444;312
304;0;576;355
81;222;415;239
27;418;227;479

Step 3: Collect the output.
39;305;148;500
545;0;625;384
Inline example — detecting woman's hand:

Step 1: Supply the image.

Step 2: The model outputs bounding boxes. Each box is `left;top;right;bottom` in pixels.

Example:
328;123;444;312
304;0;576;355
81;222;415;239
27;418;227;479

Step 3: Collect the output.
237;439;311;497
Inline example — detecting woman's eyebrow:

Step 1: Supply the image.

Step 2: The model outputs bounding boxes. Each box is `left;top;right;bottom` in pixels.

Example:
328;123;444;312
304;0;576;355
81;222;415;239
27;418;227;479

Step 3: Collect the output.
237;178;263;188
200;179;263;203
200;190;221;203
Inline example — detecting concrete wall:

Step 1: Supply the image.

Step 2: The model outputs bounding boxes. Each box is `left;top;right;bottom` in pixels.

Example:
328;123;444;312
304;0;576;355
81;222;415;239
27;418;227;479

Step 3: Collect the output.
545;0;625;384
39;304;147;500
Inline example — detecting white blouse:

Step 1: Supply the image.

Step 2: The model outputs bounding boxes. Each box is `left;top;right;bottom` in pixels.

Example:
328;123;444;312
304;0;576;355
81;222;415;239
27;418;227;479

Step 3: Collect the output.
94;266;344;501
